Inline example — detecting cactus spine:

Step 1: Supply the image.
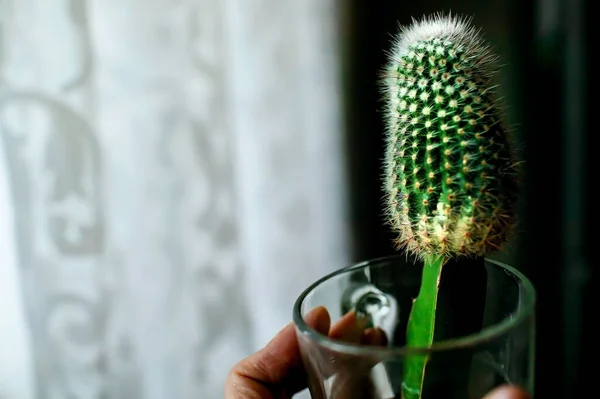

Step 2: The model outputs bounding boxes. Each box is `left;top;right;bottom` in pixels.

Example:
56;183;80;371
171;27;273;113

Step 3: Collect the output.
382;14;519;260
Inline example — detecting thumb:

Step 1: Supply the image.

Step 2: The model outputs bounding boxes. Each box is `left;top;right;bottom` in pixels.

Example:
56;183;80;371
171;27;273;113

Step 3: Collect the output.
483;385;531;399
225;307;330;398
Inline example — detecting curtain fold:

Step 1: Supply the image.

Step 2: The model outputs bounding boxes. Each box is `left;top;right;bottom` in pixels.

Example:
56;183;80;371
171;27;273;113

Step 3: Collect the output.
0;1;348;398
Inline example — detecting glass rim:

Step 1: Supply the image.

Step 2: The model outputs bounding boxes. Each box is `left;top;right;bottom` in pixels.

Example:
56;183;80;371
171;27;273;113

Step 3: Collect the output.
292;254;536;356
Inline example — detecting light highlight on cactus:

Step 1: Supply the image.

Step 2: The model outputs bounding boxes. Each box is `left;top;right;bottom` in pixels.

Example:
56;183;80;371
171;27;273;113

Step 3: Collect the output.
381;14;519;260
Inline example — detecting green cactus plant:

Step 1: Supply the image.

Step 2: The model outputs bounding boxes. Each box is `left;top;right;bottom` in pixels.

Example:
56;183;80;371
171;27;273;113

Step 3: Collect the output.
380;14;520;399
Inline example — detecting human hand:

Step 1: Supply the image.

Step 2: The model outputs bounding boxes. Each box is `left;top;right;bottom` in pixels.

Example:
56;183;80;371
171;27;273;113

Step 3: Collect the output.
224;306;530;399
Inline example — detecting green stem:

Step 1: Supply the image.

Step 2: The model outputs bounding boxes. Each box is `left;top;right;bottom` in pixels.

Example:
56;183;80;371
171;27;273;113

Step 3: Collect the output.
402;254;445;399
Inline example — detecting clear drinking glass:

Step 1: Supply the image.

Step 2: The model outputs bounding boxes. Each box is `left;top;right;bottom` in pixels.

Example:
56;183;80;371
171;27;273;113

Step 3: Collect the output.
293;255;535;399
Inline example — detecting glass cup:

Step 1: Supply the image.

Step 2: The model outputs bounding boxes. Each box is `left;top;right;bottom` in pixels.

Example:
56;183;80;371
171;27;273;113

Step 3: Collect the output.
293;254;536;399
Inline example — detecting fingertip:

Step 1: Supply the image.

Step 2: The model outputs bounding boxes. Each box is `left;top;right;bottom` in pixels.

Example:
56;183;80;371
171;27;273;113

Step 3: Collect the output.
361;328;388;347
304;306;331;335
329;311;364;343
483;385;531;399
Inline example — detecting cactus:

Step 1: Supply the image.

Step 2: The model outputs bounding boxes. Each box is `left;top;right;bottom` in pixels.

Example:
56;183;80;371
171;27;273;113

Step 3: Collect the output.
380;14;519;398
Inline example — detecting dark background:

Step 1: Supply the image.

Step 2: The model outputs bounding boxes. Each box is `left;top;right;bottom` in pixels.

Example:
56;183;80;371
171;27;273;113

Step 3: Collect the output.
339;0;592;397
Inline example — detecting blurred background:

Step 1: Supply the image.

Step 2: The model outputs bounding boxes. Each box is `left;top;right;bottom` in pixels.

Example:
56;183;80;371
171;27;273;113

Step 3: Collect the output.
0;0;591;398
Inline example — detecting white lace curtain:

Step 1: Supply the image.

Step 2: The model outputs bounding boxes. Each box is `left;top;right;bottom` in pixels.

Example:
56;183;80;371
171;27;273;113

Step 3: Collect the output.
0;1;349;398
